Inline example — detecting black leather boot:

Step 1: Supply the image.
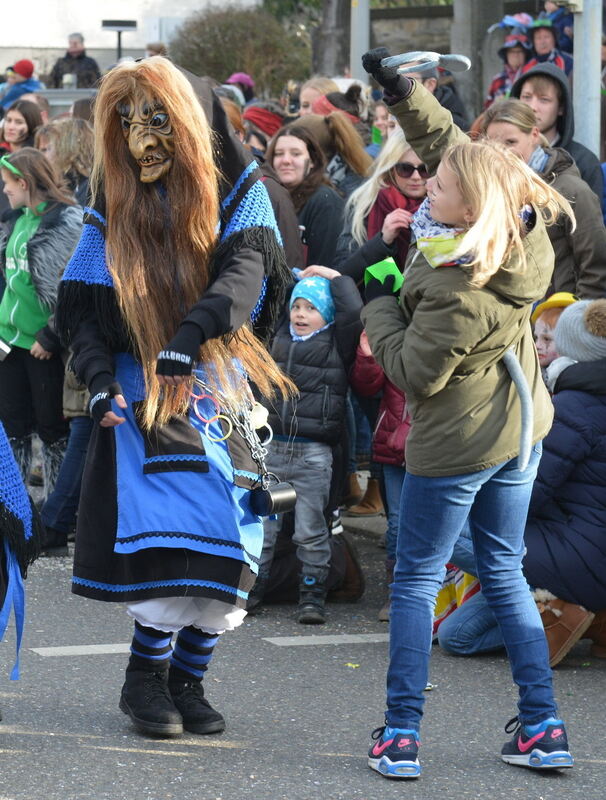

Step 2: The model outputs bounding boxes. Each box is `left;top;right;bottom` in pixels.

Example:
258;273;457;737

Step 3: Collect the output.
297;573;328;624
168;674;225;734
119;669;183;737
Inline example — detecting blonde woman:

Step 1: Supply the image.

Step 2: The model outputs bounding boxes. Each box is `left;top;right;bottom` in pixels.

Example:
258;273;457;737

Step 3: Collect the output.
361;48;575;778
482;98;606;298
298;75;339;116
334;128;427;281
35;117;94;205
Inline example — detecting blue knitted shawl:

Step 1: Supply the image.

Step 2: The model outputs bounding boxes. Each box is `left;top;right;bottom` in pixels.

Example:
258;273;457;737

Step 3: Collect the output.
0;422;41;679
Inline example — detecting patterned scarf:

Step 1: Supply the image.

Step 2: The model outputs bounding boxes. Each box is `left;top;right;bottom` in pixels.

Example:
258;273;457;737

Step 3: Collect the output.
410;198;468;267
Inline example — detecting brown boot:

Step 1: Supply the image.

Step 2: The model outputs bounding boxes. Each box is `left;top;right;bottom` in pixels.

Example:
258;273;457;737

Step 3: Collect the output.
378;558;395;622
328;532;365;603
344;478;384;517
534;590;595;667
342;472;363;508
583;609;606;658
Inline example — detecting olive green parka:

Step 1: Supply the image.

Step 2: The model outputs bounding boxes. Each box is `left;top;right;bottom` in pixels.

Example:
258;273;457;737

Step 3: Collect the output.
361;82;554;477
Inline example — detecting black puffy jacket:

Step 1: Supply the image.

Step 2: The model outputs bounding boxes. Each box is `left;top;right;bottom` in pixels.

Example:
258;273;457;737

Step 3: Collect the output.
268;275;363;445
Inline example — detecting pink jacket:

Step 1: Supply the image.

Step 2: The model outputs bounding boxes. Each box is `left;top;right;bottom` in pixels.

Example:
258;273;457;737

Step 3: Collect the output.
350;346;411;466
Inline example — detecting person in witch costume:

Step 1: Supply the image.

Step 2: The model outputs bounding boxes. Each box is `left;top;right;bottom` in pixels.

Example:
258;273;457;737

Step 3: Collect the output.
55;57;293;738
0;419;42;717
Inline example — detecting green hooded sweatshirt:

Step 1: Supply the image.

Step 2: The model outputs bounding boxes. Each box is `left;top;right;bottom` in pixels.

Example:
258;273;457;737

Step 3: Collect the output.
0;203;48;349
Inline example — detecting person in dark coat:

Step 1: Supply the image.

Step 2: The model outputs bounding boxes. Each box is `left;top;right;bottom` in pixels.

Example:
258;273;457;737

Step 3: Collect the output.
49;33;100;89
510;63;604;204
266;125;344;267
250;271;363;624
442;299;606;667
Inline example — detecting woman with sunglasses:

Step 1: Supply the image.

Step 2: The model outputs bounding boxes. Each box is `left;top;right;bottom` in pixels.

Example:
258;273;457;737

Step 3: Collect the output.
0;149;81;495
334;127;428;282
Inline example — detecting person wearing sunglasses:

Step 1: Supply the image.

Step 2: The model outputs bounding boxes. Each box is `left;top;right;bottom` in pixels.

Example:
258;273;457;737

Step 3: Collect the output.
333;126;428;284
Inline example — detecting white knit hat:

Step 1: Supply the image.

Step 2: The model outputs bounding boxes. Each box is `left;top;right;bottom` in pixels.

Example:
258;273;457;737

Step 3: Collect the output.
555;299;606;362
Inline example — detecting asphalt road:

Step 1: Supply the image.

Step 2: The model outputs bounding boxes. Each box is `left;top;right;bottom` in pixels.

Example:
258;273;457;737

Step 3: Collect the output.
0;525;604;800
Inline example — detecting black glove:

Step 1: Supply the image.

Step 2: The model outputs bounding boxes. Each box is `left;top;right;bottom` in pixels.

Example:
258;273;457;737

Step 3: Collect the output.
155;321;202;378
362;47;412;100
88;373;124;424
365;274;398;304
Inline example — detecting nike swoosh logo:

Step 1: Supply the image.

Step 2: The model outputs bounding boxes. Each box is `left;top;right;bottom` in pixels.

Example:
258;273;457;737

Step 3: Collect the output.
371;737;394;757
518;732;545;753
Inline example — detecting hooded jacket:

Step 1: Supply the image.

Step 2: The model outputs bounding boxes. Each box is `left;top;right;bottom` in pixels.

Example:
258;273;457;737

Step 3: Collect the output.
523;362;606;611
510;63;604;202
362;82;554;477
538;147;606;298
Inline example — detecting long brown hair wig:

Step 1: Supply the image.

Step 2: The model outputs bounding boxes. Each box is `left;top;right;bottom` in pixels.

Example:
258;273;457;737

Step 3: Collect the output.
92;57;290;428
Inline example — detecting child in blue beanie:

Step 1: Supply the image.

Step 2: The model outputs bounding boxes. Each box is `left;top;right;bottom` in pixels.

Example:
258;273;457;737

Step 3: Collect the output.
250;269;363;623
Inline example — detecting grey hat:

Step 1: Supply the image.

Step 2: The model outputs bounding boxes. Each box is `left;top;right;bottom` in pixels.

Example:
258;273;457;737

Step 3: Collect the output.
555;299;606;362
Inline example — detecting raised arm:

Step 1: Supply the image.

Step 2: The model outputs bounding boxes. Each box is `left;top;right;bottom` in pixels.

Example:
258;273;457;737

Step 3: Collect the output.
362;47;468;175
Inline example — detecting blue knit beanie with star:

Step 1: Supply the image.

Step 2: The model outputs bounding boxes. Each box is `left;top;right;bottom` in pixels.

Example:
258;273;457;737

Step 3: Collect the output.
289;277;335;324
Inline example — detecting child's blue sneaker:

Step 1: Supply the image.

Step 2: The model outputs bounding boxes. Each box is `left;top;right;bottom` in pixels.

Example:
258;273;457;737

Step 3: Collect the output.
501;716;573;769
368;725;421;778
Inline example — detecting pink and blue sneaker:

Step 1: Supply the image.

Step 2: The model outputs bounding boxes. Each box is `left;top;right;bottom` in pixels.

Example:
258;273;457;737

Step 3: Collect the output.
501;716;573;769
368;725;421;778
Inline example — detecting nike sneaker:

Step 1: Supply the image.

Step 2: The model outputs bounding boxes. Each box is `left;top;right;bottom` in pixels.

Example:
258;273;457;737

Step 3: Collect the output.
368;725;421;778
501;716;573;769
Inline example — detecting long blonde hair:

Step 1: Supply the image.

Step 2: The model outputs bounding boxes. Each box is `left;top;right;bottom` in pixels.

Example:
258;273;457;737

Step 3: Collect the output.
92;57;290;428
347;128;417;246
444;139;575;287
300;76;340;97
35;117;94;179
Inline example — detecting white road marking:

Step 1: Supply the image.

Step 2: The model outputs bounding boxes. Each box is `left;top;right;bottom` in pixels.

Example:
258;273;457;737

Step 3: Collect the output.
30;643;131;657
262;633;389;647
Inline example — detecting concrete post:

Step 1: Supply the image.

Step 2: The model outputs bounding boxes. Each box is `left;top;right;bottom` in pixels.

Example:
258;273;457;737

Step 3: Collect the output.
451;0;504;119
350;0;370;83
572;0;603;156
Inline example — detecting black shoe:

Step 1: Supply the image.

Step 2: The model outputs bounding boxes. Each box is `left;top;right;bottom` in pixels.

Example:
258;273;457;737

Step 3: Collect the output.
297;574;327;624
168;679;225;734
41;526;69;557
119;670;183;737
297;602;326;624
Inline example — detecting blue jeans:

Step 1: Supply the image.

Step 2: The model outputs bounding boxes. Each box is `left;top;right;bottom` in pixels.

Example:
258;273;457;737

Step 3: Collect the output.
382;464;406;561
41;416;94;534
438;591;505;655
387;444;558;731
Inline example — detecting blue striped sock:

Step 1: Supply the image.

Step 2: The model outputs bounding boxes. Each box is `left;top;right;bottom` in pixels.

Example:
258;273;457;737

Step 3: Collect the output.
169;627;220;681
128;621;173;672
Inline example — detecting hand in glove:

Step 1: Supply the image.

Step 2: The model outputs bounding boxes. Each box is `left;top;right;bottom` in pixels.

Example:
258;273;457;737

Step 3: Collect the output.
88;374;127;427
361;47;412;100
155;322;202;386
365;273;398;304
